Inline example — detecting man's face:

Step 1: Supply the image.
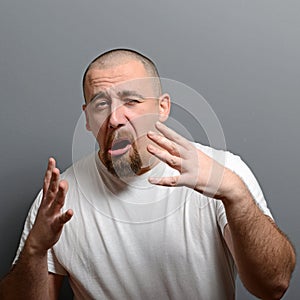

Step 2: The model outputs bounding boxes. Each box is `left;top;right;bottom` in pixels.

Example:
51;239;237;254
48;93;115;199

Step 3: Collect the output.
83;60;170;177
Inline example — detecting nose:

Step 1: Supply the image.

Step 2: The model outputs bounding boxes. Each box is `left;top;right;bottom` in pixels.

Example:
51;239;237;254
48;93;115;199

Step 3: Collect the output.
108;103;127;129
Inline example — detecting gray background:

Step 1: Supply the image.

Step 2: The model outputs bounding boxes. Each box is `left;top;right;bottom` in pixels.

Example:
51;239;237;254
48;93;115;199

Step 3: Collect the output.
0;0;299;299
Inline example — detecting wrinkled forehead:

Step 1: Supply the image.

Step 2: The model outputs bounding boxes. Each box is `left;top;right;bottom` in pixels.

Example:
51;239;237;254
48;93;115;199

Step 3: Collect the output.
84;61;161;102
86;76;161;103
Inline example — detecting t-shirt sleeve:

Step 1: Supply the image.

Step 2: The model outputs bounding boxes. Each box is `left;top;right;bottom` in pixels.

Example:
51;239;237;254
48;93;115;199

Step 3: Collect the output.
216;151;273;235
12;190;67;276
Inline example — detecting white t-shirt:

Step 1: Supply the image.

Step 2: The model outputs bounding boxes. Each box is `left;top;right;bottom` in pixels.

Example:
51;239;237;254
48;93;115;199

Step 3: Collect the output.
13;143;273;300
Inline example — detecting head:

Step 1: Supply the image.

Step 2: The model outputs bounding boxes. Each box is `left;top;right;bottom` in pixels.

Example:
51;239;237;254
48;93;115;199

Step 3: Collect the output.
82;49;171;178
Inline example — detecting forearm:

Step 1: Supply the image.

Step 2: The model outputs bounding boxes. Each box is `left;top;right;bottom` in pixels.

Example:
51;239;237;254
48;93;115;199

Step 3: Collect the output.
0;159;71;300
146;124;296;298
0;238;51;300
223;171;296;299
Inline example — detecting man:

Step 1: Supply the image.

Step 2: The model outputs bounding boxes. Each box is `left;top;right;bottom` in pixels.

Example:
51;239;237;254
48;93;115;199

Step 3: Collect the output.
0;49;296;299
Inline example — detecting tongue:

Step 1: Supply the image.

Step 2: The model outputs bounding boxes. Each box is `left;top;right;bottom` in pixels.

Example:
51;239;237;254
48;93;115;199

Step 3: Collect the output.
109;140;131;156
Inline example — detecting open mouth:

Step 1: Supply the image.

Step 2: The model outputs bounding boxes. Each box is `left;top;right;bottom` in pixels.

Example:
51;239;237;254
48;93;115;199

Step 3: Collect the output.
108;138;132;157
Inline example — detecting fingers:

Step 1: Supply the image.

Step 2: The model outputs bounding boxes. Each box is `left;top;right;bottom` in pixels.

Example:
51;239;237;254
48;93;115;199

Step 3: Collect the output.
31;158;73;251
153;122;190;150
42;158;70;214
43;158;56;199
43;158;68;208
51;209;73;234
147;130;182;157
49;181;72;232
44;168;60;205
147;122;193;169
58;209;73;225
147;144;182;171
49;180;68;212
148;175;179;187
43;163;71;225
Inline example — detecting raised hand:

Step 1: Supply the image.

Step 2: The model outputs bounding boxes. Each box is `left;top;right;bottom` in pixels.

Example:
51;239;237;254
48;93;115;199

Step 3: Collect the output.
147;122;229;199
26;158;73;255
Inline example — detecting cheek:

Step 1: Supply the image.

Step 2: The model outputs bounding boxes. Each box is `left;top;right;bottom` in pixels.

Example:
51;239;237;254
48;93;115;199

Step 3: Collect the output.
131;110;159;137
87;120;108;150
95;126;108;151
130;117;158;156
88;113;108;137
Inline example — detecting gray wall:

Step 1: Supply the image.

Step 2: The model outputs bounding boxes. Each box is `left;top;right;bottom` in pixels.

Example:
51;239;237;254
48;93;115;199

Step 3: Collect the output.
1;0;299;299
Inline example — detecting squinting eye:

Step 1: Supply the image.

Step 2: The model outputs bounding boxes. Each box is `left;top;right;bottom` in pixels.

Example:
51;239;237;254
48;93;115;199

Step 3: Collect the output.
125;98;141;105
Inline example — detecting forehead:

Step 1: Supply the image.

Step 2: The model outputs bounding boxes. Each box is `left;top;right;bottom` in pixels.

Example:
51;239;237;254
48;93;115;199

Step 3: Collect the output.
84;60;155;101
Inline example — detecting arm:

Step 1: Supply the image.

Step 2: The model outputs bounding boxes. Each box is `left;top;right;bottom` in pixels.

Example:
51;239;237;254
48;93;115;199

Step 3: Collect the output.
0;158;73;300
222;172;296;299
147;122;296;300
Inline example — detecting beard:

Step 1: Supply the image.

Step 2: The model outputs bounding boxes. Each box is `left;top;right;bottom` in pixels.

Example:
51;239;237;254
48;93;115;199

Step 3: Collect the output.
100;131;143;178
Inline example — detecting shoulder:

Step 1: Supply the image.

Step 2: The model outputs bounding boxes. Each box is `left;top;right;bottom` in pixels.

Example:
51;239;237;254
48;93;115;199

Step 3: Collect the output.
192;142;273;217
192;142;242;169
192;142;260;192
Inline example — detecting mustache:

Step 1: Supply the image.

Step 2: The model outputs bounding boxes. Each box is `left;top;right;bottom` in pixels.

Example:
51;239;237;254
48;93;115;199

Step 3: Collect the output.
105;130;135;150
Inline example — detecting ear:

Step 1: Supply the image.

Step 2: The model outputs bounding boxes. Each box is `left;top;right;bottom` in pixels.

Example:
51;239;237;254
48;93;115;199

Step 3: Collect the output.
158;93;171;122
82;104;91;131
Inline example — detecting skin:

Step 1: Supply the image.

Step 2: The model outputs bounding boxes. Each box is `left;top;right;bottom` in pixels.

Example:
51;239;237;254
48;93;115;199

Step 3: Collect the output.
0;59;296;300
0;158;72;299
83;60;170;176
147;122;296;299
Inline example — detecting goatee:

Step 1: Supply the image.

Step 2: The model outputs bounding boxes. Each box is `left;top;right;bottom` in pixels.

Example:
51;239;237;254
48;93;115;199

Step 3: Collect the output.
101;132;143;178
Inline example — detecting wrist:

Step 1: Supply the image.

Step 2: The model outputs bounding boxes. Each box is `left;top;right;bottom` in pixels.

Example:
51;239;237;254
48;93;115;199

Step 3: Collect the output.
220;171;256;223
219;169;251;207
24;234;48;258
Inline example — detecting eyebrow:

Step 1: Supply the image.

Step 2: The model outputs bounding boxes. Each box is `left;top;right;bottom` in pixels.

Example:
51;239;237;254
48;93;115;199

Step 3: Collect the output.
117;90;145;99
89;91;111;103
89;89;147;105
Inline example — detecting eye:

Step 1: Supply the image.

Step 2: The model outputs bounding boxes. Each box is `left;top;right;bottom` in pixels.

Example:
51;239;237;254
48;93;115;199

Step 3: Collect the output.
124;98;141;105
94;99;110;110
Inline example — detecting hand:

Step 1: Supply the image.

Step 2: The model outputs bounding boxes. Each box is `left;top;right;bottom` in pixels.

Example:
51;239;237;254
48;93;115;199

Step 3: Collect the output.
26;158;73;256
147;122;231;199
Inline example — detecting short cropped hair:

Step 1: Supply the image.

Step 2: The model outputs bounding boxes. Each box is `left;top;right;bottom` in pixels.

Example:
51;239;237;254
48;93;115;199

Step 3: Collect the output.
82;48;162;102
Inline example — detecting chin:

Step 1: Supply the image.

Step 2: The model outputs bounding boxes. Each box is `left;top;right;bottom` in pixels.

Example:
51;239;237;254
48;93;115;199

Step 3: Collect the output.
104;148;143;178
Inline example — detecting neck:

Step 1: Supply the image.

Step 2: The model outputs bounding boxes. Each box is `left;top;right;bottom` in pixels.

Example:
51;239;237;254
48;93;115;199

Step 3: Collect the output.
136;157;160;175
